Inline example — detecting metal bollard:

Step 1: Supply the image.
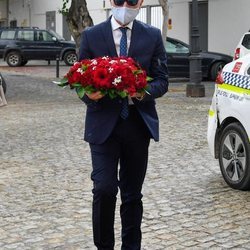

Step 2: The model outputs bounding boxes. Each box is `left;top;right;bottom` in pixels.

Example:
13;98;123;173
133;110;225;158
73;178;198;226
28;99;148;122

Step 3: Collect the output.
56;56;59;78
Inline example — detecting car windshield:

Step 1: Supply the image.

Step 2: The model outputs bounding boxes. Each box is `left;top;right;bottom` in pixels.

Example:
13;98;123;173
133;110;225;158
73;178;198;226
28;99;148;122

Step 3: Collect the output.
48;30;65;41
165;40;190;53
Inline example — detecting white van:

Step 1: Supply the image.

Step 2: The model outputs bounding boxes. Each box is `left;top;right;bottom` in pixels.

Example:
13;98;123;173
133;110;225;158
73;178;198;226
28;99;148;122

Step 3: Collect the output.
207;54;250;190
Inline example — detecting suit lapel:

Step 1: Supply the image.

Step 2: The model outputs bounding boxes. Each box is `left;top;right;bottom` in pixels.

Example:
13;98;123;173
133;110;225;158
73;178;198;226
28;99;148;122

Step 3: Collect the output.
102;18;118;57
128;20;142;57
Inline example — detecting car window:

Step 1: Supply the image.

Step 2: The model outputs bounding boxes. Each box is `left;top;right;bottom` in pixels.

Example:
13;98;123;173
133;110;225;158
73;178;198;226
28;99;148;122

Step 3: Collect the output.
49;29;65;41
36;31;54;42
17;30;34;41
0;30;15;40
166;40;189;54
242;34;250;49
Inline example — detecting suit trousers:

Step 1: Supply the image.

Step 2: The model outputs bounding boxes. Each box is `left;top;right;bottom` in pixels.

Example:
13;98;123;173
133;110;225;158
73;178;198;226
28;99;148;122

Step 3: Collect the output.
89;106;151;250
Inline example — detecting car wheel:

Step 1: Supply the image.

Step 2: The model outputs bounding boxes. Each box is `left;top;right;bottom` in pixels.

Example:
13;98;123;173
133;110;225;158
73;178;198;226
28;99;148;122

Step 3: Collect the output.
6;52;22;67
63;51;77;66
210;61;226;81
0;73;6;94
219;122;250;190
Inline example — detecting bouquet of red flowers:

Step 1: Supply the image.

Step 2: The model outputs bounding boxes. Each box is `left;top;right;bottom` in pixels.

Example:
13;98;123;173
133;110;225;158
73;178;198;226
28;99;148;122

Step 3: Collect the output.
55;56;151;99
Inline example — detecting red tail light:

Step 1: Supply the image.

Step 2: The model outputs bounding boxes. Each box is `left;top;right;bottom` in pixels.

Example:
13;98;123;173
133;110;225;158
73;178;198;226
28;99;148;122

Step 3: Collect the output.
215;71;224;84
234;48;240;60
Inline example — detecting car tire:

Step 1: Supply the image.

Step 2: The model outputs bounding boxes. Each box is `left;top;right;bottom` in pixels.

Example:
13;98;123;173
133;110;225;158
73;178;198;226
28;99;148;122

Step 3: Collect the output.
63;51;77;66
6;51;22;67
210;61;226;81
0;73;6;94
219;122;250;190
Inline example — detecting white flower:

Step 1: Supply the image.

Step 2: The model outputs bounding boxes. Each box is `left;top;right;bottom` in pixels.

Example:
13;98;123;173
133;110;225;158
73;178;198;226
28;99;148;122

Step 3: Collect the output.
112;76;122;86
108;67;114;73
90;59;97;65
120;59;127;63
77;68;84;74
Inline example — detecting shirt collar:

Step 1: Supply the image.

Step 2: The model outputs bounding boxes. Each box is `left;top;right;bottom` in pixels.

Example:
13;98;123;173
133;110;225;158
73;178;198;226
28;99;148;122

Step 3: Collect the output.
111;16;133;31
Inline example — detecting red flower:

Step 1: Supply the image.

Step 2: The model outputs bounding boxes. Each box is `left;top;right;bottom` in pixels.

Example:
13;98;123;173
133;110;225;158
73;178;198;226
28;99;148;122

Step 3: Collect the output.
92;68;111;88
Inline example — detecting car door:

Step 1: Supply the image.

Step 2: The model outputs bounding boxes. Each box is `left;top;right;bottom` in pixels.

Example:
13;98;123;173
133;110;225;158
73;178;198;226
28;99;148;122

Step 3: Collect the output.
0;29;16;58
16;30;37;59
165;38;190;78
33;30;62;60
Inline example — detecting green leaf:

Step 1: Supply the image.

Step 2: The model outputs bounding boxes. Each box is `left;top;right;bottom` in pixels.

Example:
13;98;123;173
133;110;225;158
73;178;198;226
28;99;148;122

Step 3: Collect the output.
84;85;95;93
76;87;85;99
146;76;153;82
109;92;117;99
60;77;68;84
71;83;82;87
133;69;143;74
119;91;127;98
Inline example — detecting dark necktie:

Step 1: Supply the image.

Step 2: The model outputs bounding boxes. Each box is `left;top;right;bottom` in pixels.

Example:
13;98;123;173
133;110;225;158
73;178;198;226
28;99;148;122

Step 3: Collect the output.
119;27;129;119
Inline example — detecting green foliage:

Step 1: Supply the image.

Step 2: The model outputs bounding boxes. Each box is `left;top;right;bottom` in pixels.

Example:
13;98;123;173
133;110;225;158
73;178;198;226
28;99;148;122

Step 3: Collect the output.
59;0;70;15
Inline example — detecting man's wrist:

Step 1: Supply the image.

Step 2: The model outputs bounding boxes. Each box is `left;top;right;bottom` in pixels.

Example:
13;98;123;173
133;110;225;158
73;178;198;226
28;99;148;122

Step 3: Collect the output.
135;92;146;101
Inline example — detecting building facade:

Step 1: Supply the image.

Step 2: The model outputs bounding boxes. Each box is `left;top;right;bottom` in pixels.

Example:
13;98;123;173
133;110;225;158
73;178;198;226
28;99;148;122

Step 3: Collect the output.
0;0;250;56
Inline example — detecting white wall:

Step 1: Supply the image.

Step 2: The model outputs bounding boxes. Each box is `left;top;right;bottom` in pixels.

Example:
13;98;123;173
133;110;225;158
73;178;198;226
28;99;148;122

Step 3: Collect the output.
8;0;30;26
31;1;63;33
167;0;190;44
209;0;250;56
0;0;7;20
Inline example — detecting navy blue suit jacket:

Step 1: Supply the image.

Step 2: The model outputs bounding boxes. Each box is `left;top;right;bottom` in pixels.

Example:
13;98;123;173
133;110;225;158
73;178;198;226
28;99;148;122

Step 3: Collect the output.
79;18;168;144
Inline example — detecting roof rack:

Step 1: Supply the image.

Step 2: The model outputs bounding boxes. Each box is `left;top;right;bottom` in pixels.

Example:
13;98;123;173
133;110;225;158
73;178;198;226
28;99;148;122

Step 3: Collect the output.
0;26;39;29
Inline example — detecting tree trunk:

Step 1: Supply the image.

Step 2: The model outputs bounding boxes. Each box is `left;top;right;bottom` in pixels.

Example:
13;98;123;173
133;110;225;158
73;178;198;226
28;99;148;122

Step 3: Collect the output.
158;0;169;43
66;0;93;50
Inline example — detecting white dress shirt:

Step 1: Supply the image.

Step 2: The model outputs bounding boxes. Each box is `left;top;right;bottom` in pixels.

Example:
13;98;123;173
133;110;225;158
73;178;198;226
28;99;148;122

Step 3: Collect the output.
110;17;135;104
110;16;133;57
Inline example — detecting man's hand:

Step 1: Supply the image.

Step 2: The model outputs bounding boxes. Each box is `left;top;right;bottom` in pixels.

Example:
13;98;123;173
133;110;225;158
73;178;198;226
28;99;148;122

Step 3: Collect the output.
131;92;146;101
86;91;104;101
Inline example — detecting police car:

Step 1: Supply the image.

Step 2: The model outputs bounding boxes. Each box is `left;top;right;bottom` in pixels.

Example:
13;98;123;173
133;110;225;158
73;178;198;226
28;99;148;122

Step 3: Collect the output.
234;31;250;60
207;54;250;190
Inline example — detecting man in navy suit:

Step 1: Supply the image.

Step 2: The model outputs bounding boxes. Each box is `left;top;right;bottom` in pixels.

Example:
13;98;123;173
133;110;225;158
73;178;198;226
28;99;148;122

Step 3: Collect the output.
79;0;168;249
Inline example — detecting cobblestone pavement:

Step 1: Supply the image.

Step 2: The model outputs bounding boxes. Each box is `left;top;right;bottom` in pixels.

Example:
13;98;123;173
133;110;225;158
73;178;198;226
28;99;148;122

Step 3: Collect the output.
1;62;250;250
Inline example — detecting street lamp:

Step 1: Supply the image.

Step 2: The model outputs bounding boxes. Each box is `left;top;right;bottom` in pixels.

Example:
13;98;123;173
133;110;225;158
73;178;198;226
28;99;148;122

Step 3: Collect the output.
186;0;205;97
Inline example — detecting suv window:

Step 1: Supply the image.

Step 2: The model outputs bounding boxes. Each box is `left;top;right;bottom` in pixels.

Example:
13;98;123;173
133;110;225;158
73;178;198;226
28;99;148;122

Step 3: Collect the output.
241;34;250;49
17;30;34;41
36;31;54;42
0;30;15;40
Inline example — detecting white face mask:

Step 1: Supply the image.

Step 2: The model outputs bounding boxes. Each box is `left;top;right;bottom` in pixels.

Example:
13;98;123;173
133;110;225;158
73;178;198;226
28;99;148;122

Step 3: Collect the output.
111;7;139;25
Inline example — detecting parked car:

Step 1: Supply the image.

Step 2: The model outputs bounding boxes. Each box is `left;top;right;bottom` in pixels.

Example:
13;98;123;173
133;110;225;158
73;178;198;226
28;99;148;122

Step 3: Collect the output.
207;53;250;190
0;72;6;93
165;37;233;81
234;31;250;60
0;27;77;67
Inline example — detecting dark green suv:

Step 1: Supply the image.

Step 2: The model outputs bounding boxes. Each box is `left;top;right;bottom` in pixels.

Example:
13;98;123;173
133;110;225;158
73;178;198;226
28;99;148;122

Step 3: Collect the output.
0;27;77;67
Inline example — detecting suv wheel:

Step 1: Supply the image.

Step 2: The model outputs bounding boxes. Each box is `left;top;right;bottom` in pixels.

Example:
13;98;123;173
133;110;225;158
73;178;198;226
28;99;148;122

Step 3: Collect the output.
63;51;77;66
6;51;22;67
219;122;250;190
